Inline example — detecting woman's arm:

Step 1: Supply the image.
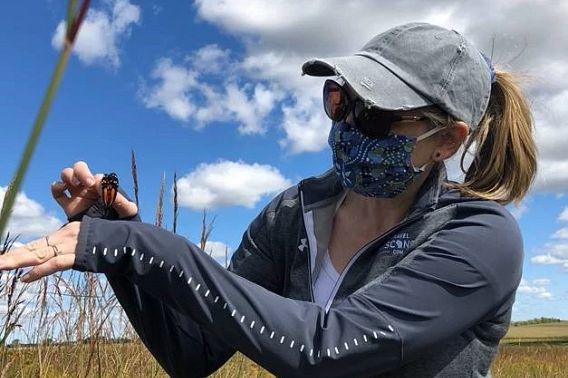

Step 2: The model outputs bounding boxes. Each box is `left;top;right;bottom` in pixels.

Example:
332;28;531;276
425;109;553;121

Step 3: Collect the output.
67;194;237;376
71;192;279;376
104;209;281;377
73;201;523;377
106;275;235;377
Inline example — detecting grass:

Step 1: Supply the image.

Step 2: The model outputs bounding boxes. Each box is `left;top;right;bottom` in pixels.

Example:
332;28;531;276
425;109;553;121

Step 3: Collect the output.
492;344;568;378
0;0;90;239
2;341;567;377
2;324;568;377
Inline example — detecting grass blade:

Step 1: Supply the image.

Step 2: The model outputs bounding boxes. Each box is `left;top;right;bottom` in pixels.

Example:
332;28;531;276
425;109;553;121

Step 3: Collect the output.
0;0;90;238
173;172;178;234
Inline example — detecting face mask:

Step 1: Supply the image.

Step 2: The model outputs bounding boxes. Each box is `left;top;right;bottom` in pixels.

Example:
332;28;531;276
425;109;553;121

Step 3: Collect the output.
328;121;443;198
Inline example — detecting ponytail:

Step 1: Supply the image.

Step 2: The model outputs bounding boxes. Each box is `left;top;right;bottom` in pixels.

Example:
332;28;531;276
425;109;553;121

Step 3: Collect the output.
453;70;538;205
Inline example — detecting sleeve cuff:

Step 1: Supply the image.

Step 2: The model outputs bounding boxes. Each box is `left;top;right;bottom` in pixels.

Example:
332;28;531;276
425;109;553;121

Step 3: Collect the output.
73;215;95;272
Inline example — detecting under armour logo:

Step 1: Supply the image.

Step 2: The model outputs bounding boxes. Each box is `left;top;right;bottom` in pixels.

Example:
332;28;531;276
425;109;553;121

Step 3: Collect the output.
360;77;375;90
298;238;308;252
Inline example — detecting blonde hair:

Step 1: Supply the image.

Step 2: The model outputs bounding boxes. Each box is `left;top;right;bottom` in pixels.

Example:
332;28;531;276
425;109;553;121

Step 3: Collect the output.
425;71;538;205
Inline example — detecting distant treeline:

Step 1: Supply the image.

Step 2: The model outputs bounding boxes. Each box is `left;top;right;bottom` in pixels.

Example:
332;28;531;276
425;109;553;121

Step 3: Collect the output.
511;317;563;326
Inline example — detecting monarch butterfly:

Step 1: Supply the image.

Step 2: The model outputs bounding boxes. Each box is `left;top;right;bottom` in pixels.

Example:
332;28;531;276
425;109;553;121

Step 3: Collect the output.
101;173;119;213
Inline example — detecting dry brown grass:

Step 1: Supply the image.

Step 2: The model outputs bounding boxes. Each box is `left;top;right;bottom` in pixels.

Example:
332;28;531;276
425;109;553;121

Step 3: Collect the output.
2;343;567;377
492;344;568;378
1;344;276;378
2;342;164;378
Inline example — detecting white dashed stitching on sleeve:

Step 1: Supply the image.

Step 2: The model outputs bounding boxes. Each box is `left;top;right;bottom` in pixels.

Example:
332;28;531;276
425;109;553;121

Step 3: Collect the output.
92;244;393;365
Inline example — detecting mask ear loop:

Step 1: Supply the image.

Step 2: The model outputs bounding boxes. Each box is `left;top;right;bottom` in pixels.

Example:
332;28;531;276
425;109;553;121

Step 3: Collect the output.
416;126;445;142
413;126;446;172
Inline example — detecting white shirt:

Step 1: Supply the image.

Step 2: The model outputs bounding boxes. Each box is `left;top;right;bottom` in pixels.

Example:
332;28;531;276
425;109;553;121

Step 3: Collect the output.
313;250;341;307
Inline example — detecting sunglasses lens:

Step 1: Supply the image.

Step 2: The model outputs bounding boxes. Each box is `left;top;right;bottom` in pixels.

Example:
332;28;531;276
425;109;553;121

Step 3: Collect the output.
323;80;348;121
353;102;393;138
324;80;399;138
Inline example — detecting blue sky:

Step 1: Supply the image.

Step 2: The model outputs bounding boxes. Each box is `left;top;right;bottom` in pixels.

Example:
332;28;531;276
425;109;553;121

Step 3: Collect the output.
1;0;567;322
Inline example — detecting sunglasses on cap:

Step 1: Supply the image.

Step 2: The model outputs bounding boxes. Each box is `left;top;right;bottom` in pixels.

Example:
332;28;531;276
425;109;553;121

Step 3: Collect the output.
323;79;428;138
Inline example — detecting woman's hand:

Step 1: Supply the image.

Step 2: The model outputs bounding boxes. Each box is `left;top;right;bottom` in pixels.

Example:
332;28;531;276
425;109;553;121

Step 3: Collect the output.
52;161;137;219
0;222;80;283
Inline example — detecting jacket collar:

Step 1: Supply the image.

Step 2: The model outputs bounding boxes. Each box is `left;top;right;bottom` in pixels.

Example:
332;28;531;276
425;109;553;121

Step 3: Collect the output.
299;163;448;215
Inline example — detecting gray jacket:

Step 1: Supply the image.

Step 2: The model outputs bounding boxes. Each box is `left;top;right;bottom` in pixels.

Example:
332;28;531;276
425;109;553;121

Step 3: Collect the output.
74;164;522;377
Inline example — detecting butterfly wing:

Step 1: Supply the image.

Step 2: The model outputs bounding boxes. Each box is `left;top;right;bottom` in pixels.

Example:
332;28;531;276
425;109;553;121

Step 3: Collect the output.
101;173;119;209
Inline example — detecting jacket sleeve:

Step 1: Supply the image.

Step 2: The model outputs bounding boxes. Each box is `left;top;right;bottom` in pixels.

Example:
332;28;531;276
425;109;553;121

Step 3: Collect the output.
70;194;276;376
72;201;523;377
107;210;280;378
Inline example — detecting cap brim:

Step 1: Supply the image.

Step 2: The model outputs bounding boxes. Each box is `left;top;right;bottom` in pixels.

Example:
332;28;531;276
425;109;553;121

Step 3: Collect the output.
302;54;432;111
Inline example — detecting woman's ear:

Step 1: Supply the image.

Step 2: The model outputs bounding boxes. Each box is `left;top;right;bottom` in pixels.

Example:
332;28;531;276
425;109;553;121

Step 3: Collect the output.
433;121;469;161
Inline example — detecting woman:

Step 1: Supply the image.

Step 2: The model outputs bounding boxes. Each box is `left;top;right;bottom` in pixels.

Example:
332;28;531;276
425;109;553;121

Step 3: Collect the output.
0;23;536;377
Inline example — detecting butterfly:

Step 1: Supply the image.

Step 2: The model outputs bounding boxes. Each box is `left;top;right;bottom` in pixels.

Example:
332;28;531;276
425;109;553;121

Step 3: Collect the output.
101;173;119;214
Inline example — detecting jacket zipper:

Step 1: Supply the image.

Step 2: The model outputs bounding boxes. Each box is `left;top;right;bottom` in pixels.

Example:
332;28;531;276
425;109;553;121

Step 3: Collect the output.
299;187;315;302
323;211;427;313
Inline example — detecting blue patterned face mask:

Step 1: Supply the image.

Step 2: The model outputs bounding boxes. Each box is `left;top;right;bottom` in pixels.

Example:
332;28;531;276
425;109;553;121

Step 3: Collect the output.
328;121;443;198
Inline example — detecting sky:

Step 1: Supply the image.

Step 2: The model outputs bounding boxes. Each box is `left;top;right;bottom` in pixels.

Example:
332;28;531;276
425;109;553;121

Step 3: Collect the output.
1;0;567;322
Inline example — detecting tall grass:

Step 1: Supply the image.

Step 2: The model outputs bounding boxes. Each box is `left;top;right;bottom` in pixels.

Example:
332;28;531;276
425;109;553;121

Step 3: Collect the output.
0;153;225;376
130;149;139;209
0;234;26;349
173;172;178;234
155;173;165;228
0;0;90;239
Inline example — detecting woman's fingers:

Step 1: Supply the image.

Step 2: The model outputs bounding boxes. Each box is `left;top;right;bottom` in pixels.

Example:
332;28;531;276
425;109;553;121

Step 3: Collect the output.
60;162;95;189
55;164;99;217
56;165;138;220
60;167;77;186
0;237;52;270
94;174;138;219
51;181;71;209
20;254;75;283
73;161;96;187
51;180;95;217
0;223;79;274
112;191;138;218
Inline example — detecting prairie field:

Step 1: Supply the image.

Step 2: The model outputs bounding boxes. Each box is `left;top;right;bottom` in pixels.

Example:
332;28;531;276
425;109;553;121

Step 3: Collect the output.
502;321;568;343
1;331;566;377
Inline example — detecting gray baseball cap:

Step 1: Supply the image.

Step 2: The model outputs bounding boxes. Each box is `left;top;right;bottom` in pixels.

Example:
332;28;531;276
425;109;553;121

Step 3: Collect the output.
302;22;492;129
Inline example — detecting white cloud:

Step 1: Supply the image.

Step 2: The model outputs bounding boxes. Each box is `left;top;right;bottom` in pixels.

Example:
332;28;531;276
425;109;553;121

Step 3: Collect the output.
176;160;292;209
518;278;553;299
532;206;568;271
532;90;568;192
552;228;568;239
532;278;551;286
203;240;232;266
51;0;141;68
195;0;461;56
141;58;199;122
507;201;529;221
190;0;568;187
559;207;568;222
225;83;283;134
531;242;568;271
0;187;63;242
188;44;231;74
279;94;330;154
140;57;283;133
